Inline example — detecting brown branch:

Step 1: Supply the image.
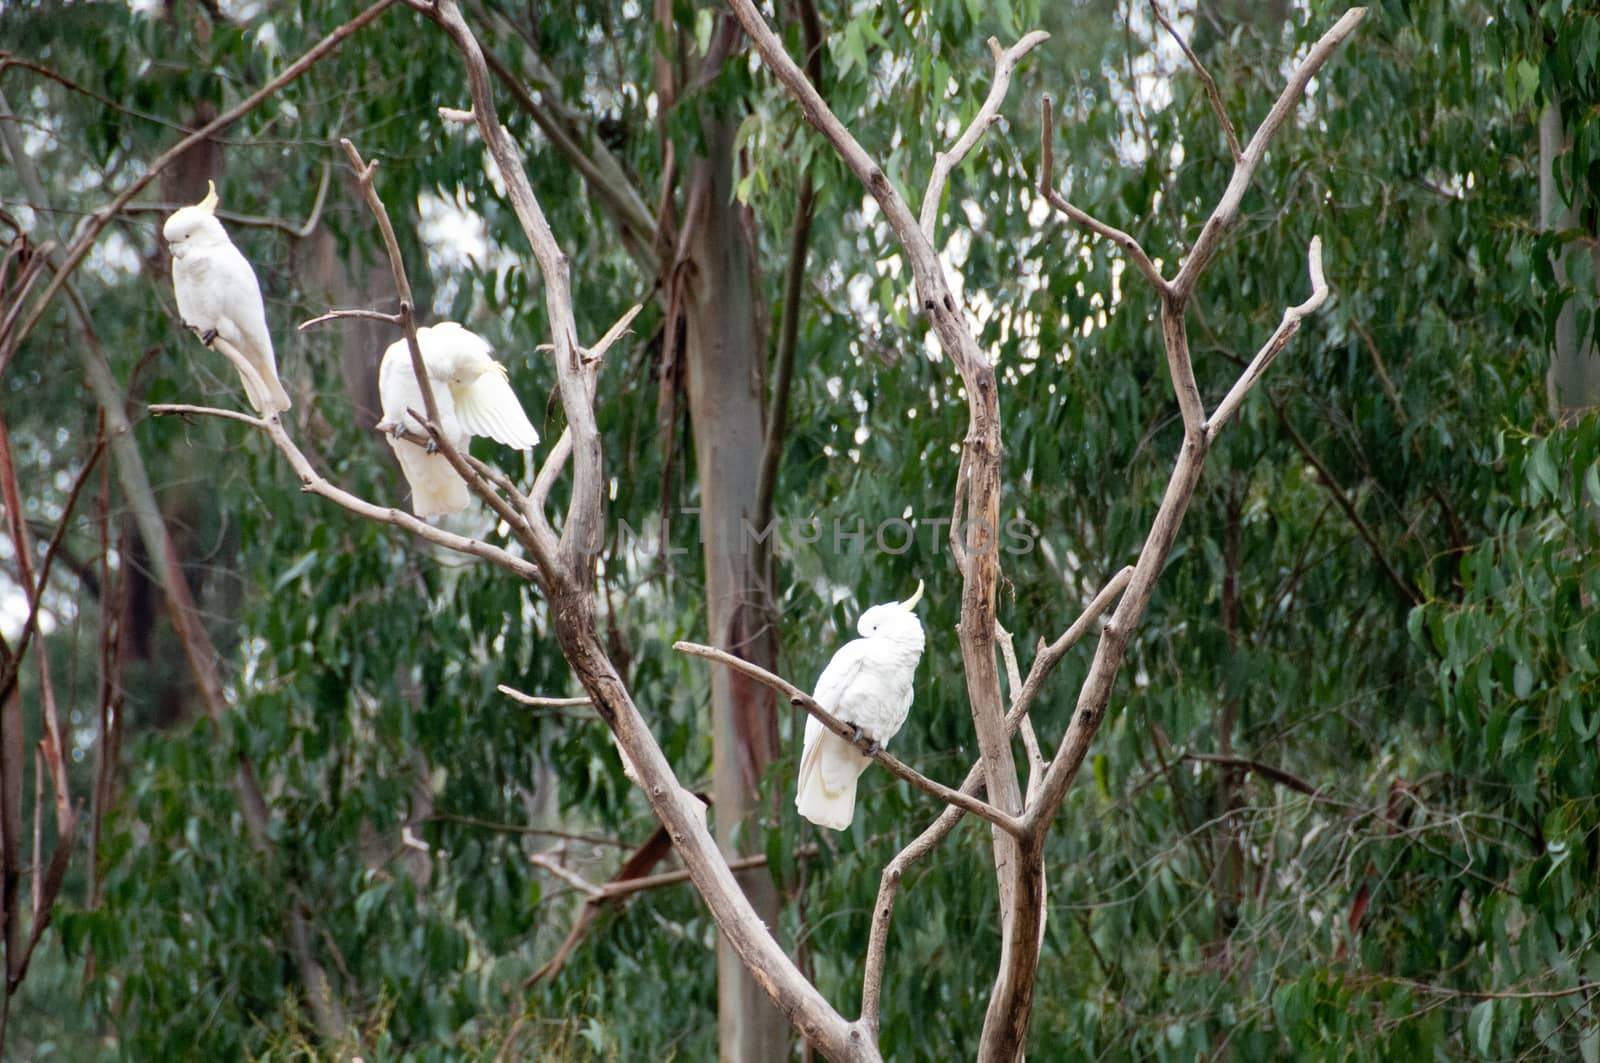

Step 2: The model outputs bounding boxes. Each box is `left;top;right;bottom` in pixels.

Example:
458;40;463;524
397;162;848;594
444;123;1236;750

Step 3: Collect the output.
1180;752;1319;798
150;404;543;579
1206;237;1328;438
497;684;591;708
1170;8;1368;299
920;33;1051;243
1037;95;1170;295
858;566;1131;1036
754;162;816;569
0;0;405;375
0;418;72;845
0;432;107;703
673;641;1027;837
1149;0;1242;162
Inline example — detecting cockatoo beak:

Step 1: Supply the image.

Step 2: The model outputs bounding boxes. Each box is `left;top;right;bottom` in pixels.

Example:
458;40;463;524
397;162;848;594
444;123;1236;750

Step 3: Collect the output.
196;180;219;214
900;579;925;612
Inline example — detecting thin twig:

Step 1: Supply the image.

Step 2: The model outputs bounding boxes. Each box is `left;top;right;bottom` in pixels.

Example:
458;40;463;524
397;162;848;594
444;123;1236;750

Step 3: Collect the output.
498;683;592;708
297;307;402;330
150;403;542;578
1037;95;1170;295
1206;237;1328;439
1149;0;1242;162
920;33;1051;243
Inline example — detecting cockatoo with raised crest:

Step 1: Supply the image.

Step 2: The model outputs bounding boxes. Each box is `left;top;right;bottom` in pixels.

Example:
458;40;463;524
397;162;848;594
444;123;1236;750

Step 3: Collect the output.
163;181;293;415
376;322;539;517
796;581;926;831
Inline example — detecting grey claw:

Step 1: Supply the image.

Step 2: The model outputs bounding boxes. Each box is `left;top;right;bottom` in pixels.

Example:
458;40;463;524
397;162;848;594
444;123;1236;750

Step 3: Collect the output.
200;327;218;346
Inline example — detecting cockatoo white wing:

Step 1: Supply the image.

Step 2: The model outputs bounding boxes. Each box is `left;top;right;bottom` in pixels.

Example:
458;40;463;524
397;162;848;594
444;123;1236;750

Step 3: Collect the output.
796;639;875;831
453;362;539;449
376;335;470;516
168;205;290;414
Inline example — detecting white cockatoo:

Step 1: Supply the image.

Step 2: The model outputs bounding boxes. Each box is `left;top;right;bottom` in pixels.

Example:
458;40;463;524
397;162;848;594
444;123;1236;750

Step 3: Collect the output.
163;181;293;415
375;322;540;516
796;581;926;831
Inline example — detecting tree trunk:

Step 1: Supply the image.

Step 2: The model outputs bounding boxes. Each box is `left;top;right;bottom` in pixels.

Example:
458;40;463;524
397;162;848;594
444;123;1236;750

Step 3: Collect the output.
1539;96;1600;421
681;110;787;1063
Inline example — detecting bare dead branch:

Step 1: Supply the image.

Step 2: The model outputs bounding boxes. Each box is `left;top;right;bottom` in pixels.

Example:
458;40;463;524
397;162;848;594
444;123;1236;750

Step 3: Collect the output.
1149;0;1242;162
339;138;556;569
427;2;601;575
1206;237;1328;439
920;33;1051;243
150;403;542;579
859;565;1130;1035
1171;8;1368;298
498;684;592;708
423;8;873;1056
977;20;1364;1046
297;307;403;330
673;641;1027;836
1037;95;1170;295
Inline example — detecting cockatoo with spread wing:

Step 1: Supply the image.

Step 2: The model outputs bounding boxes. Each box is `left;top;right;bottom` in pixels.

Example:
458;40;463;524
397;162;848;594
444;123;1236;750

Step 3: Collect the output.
163;181;293;415
796;581;926;831
375;322;539;516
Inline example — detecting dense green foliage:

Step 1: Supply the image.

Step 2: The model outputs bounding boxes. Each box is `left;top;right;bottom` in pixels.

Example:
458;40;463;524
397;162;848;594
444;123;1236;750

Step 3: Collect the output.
1;0;1596;1059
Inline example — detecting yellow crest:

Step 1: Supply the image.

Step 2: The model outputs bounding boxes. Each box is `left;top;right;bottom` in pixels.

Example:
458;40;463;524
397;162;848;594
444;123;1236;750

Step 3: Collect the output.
195;180;219;215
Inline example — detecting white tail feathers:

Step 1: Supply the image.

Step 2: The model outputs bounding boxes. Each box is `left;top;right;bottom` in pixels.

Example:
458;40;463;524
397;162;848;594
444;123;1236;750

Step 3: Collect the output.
795;728;869;831
386;440;470;516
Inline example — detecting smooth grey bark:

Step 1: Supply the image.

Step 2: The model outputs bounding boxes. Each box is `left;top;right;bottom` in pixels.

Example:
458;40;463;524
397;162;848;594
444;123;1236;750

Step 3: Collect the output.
682;107;788;1063
1539;96;1600;420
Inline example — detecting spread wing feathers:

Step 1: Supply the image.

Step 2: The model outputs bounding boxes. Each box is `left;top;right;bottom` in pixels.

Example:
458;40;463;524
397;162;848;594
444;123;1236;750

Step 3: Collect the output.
453;363;539;449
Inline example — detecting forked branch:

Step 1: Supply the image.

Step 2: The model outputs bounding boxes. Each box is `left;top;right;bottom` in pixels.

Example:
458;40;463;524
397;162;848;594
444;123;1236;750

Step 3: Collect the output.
920;32;1051;243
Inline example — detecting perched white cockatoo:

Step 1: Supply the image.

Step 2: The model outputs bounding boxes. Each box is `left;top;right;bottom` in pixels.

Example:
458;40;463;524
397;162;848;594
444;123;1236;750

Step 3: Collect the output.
163;181;293;415
796;581;926;831
375;322;539;516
